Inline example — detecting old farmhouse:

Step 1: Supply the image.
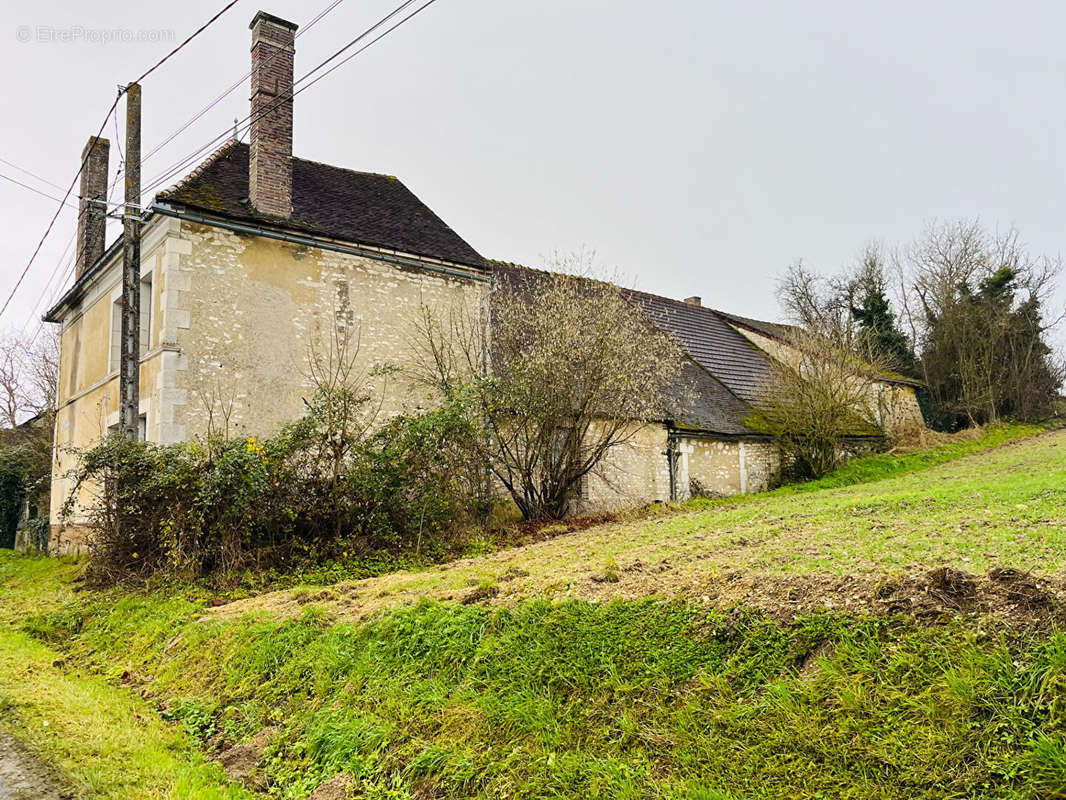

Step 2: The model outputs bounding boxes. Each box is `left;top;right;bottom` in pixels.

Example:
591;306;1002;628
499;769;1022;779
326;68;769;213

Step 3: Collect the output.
43;11;924;553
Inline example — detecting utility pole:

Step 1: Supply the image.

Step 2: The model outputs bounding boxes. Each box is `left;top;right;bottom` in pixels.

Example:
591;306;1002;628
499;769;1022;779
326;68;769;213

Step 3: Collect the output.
119;82;141;440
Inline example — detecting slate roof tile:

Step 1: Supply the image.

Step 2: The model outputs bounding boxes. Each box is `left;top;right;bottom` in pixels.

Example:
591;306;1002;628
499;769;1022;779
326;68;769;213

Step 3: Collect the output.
622;289;773;403
157;141;485;269
491;263;769;437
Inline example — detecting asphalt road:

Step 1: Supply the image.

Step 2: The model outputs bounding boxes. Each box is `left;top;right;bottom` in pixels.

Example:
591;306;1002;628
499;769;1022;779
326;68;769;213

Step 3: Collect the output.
0;733;67;800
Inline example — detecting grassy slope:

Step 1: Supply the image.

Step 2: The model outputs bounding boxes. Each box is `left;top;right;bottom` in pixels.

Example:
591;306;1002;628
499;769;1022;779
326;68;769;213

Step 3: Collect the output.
3;423;1066;799
0;556;253;799
222;423;1064;621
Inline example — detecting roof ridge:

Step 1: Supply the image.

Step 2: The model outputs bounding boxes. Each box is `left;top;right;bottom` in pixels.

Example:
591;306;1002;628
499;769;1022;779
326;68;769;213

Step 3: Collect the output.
156;138;241;200
291;153;398;181
622;285;738;319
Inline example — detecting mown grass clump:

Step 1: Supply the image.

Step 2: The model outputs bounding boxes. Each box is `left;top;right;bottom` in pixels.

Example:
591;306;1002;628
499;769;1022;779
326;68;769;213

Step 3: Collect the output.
24;582;1066;800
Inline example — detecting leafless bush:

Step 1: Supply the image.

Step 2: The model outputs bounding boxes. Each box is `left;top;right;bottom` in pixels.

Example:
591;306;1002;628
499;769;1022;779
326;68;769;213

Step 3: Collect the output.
750;329;884;478
414;255;687;520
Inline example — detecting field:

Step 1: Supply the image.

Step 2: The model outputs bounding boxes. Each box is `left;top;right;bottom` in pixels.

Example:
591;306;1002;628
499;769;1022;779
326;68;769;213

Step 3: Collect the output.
221;423;1066;621
1;423;1065;799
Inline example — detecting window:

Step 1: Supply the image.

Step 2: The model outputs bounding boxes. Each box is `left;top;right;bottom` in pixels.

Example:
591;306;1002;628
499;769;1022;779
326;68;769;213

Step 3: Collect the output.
139;274;152;356
109;297;122;373
108;274;152;373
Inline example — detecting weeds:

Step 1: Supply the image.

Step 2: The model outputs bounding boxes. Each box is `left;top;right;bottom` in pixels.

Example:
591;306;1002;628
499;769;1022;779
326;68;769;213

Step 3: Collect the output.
17;579;1066;800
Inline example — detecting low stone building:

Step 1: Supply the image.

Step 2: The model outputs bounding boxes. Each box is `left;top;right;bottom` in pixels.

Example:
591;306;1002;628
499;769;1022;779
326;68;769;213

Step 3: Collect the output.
499;268;924;514
43;9;925;550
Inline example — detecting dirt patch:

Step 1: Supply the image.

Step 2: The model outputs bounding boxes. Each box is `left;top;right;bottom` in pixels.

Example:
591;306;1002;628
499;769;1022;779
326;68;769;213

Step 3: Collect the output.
0;732;72;800
309;773;353;800
216;725;279;788
662;566;1066;625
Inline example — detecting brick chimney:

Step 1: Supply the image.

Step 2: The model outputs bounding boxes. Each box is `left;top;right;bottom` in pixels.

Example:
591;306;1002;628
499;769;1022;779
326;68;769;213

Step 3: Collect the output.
683;296;702;307
75;136;109;279
249;11;298;218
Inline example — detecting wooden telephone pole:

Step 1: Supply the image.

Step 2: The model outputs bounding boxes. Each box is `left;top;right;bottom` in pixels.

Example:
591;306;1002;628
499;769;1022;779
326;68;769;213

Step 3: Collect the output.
118;82;141;440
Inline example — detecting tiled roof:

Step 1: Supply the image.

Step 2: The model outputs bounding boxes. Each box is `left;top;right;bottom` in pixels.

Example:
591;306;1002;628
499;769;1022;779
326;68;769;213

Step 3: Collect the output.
623;290;773;403
713;309;797;342
157;140;485;269
491;263;767;436
667;358;759;436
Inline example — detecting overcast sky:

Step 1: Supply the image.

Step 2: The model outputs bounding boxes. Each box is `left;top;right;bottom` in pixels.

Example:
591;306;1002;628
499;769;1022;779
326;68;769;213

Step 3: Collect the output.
3;0;1065;346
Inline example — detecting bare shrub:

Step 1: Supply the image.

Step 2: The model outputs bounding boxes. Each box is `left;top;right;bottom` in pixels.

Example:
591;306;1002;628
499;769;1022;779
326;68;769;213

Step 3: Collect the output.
749;330;884;479
414;256;687;520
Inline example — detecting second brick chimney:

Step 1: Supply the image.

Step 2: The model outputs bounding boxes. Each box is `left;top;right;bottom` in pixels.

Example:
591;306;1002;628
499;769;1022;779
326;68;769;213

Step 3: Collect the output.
249;11;298;218
75;136;110;279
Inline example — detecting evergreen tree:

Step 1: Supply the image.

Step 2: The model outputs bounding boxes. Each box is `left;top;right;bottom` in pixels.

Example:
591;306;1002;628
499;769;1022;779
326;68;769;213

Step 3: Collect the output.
851;280;919;378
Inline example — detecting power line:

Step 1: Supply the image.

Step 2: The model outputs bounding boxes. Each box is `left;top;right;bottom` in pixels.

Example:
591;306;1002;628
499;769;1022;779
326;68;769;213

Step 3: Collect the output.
141;0;436;199
0;0;243;323
26;230;78;342
113;108;125;166
142;0;346;166
0;103;117;322
131;0;242;87
142;0;425;194
0;172;79;209
0;157;66;192
290;0;439;109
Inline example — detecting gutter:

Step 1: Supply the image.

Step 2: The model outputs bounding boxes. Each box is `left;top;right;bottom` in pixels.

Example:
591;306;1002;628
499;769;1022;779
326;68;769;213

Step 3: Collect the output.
44;202;490;322
44;234;128;322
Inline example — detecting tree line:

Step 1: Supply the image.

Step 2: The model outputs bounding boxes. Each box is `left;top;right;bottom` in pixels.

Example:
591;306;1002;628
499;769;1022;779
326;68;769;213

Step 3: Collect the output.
777;220;1064;431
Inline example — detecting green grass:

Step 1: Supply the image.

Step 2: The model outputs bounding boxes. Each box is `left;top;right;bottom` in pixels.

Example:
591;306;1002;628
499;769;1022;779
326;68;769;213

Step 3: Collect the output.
2;422;1065;799
0;555;253;799
16;583;1066;800
214;423;1062;620
770;422;1042;493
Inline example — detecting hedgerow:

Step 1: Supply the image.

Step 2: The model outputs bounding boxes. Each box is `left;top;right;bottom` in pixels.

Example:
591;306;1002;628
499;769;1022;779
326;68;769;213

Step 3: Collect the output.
64;388;483;584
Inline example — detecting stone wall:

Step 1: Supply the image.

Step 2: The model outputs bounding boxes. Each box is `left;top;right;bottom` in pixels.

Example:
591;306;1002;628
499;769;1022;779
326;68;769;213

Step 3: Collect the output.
49;216;175;545
685;437;778;498
48;215;487;550
570;427;780;513
572;423;671;515
169;221;486;442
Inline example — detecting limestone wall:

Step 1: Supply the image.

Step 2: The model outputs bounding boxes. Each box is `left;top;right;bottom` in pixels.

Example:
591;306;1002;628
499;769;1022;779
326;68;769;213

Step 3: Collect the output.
168;221;486;442
573;423;671;514
48;215;486;546
49;217;173;538
685;437;778;498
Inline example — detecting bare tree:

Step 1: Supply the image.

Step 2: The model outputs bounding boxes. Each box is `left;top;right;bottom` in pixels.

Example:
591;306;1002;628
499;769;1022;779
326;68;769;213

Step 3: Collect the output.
302;318;399;543
899;221;1064;426
0;329;60;427
414;256;687;520
0;337;22;429
750;329;884;479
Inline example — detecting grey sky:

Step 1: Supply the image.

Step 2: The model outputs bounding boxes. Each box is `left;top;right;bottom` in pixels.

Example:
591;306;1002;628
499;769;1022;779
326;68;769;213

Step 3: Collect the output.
3;0;1065;343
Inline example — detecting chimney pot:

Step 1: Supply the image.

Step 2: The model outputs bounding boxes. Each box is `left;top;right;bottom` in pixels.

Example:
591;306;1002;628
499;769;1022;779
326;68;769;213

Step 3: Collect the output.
249;11;298;218
683;296;702;307
75;136;109;279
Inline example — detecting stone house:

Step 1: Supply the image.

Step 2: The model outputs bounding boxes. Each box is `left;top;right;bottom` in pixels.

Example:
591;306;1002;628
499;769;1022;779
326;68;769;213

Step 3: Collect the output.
42;10;924;551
